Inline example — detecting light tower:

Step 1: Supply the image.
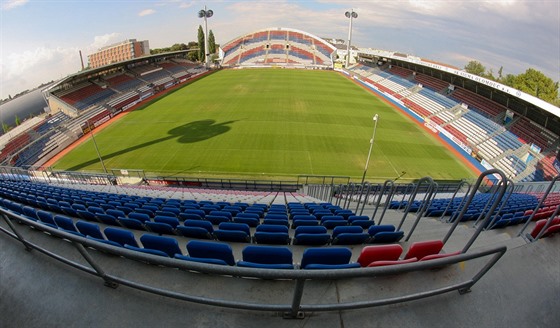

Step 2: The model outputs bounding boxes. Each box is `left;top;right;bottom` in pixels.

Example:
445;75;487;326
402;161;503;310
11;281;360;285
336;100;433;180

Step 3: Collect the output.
198;6;214;68
345;9;358;68
360;114;379;186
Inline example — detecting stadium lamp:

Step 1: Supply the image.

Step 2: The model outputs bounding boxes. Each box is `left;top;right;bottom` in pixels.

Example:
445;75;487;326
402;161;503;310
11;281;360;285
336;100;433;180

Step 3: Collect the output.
198;6;214;68
360;114;379;186
345;9;358;68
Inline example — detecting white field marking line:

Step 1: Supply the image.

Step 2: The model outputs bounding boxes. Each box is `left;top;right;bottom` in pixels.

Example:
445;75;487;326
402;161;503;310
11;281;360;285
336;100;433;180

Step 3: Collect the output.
376;145;400;176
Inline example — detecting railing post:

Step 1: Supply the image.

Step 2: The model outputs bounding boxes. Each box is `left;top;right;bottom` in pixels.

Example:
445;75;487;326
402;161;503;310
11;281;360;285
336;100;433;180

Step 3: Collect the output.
371;180;394;224
443;170;506;246
284;278;306;319
517;176;560;237
440;180;471;222
396;177;434;231
462;170;508;253
376;180;396;225
73;242;119;288
1;213;33;251
405;181;436;241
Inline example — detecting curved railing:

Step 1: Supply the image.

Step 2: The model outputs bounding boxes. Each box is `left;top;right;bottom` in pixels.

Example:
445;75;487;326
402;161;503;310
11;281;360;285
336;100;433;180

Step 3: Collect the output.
1;208;507;319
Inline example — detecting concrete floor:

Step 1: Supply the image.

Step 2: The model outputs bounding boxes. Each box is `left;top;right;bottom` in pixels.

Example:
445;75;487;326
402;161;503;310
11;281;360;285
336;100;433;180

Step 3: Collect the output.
2;205;559;328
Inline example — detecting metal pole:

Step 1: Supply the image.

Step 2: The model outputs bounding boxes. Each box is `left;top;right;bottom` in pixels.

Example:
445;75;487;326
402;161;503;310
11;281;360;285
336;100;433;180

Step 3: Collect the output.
345;10;357;68
87;121;108;174
360;114;379;187
204;6;209;68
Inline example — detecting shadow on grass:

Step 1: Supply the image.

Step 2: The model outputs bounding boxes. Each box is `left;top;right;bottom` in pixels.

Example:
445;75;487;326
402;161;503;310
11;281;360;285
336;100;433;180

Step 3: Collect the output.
66;119;235;171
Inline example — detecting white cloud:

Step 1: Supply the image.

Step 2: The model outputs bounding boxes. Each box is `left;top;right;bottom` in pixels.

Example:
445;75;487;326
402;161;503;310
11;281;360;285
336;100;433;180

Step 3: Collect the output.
179;1;196;9
1;0;29;11
139;9;156;17
88;32;123;52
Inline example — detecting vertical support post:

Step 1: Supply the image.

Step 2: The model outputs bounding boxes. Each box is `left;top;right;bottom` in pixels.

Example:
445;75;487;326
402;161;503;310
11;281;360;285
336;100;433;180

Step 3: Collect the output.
73;242;118;288
1;213;33;251
462;170;508;253
284;278;306;319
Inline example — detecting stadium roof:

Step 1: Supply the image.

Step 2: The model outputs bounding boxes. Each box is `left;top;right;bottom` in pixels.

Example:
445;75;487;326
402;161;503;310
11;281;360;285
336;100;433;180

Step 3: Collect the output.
44;50;193;93
358;49;560;118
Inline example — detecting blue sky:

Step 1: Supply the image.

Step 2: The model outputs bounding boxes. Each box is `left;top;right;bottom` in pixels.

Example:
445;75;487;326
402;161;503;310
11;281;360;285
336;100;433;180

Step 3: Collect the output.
1;0;559;100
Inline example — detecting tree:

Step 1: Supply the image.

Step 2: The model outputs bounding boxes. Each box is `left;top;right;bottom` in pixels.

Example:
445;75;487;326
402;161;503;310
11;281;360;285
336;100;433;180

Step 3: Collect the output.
464;60;486;77
513;68;559;104
15;115;21;126
197;25;205;62
497;66;503;81
208;30;216;55
2;122;9;133
501;74;516;87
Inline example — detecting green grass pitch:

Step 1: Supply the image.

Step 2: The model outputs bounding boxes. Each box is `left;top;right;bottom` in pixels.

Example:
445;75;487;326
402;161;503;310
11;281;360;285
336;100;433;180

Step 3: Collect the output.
52;69;476;182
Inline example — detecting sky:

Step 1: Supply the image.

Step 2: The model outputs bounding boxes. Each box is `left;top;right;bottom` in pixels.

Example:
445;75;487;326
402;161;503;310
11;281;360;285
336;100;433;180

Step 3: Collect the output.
0;0;559;100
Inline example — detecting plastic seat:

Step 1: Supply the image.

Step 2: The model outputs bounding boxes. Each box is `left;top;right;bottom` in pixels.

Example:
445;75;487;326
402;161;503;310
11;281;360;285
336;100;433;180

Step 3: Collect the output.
118;217;146;231
367;257;418;267
404;240;444;260
253;224;290;245
213;222;251;243
96;213;119;226
76;221;104;239
104;227;139;247
154;215;180;228
185;240;235;266
145;221;176;235
176;220;214;239
357;244;403;267
54;215;79;233
369;231;404;243
237;246;294;269
331;226;370;245
300;247;360;269
139;234;182;257
292;226;331;246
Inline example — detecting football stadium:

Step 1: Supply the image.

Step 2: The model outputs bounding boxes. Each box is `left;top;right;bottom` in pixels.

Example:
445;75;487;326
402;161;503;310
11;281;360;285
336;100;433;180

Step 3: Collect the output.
1;19;559;328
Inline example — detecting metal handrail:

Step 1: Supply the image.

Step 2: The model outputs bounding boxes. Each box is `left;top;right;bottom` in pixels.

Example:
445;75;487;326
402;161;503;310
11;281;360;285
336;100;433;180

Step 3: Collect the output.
1;208;507;319
404;181;437;241
517;176;560;237
440;180;472;222
443;169;507;247
486;179;514;230
371;180;395;225
396;177;435;231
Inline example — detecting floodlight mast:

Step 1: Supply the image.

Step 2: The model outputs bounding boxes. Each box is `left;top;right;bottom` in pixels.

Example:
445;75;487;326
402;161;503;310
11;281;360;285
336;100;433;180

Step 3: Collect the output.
360;114;379;186
345;9;358;68
198;6;214;68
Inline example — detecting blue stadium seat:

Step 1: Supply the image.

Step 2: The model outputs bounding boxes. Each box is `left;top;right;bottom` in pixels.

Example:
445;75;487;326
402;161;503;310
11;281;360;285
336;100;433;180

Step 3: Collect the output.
76;221;104;239
331;226;370;245
176;220;214;239
237;246;294;269
139;234;182;257
154;215;180;228
36;210;57;228
292;226;331;246
253;224;290;245
181;240;235;266
213;222;251;243
117;217;146;231
54;215;79;233
145;221;176;235
104;227;139;247
300;247;360;269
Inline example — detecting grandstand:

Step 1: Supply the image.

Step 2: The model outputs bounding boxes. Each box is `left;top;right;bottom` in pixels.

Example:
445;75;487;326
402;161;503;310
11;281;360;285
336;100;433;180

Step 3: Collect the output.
220;28;336;68
1;26;560;326
1;167;559;326
346;56;559;182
